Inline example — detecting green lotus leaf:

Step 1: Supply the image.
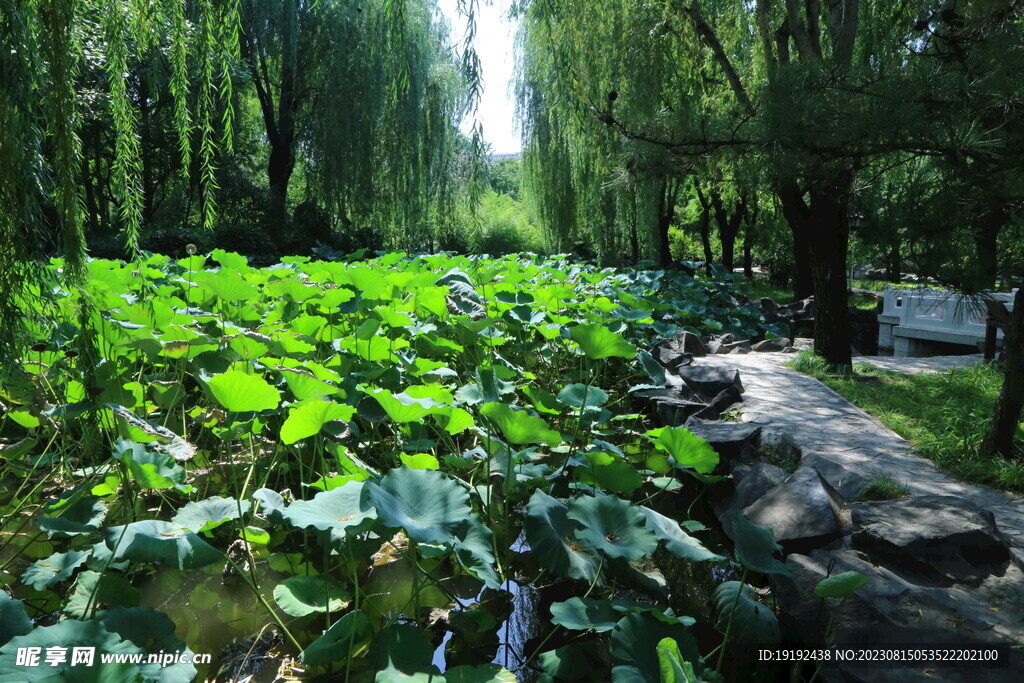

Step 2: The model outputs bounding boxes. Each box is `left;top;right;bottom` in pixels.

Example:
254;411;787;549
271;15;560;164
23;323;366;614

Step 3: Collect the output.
210;248;249;270
443;664;516;682
524;489;599;581
637;349;667;385
301;610;372;666
713;581;781;645
362;387;442;423
576;455;643;496
0;620;145;681
64;570;140;619
193;270;257;301
725;513;794;578
567;494;658;561
205;370;280;412
610;613;703;683
479;402;561;446
273;576;350;617
400;453;440;470
280;399;355;444
373;623;440;679
433;407;475;435
280;368;337;401
454;367;515;405
452;518;501;589
569;323;637;359
521;385;561;415
228;334;269;360
281;480;377;542
550;597;621;632
104;520;222;570
112;440;186;490
102;607;198;683
814;571;869;599
0;597;31;647
37;494;106;536
22;549;90;590
640;507;724;562
647;427;719;474
656;637;698;683
556;383;609;409
539;642;607;680
265;279;318;302
367;468;472;545
171;496;250;534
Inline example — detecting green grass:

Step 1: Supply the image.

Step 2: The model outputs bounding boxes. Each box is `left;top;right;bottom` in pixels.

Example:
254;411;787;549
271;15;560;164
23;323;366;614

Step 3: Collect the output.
790;351;1024;492
857;476;910;501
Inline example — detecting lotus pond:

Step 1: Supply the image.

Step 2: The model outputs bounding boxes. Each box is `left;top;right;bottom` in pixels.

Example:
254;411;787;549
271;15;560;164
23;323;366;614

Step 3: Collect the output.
0;250;851;682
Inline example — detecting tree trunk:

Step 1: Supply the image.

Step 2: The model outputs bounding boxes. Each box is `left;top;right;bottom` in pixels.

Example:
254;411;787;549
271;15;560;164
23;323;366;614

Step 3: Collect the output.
269;0;299;206
698;206;713;265
777;181;814;299
743;224;754;278
807;187;852;367
886;240;901;283
981;287;1024;459
972;207;1005;290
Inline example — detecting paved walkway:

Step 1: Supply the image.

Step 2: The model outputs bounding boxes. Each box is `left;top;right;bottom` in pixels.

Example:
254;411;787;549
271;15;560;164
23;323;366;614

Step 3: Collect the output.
856;353;986;375
699;353;1024;557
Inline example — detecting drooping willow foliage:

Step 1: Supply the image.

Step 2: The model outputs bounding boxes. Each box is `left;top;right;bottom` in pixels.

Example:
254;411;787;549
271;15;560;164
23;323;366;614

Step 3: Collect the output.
0;0;479;356
1;0;238;356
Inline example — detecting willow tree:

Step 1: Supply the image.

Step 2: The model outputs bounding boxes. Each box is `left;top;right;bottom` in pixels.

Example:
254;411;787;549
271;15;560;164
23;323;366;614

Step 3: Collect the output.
516;0;938;365
0;0;239;358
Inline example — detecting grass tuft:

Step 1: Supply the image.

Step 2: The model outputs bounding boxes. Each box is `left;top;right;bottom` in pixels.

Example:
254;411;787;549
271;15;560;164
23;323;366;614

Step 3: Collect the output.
857;476;910;501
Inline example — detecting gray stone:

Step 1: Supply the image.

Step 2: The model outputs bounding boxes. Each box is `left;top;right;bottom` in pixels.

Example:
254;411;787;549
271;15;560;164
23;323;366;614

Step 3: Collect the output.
721;339;752;353
851;495;1010;584
716;333;736;345
758;297;778;314
743;466;845;552
693;386;742;420
651;396;707;427
751;337;791;352
706;340;724;354
730;462;788;510
676;365;743;400
790;337;814;351
799;451;868;499
675;330;707;356
776;548;1024;679
684;419;761;464
653;344;694;371
728;345;751;354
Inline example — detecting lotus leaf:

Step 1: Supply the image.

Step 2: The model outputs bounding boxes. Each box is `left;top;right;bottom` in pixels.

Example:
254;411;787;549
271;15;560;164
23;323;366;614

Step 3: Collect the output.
273;576;350;617
104;520;222;570
205;370;280;412
479;402;561;446
712;581;781;645
367;468;472;545
569;323;637;359
567;494;658;561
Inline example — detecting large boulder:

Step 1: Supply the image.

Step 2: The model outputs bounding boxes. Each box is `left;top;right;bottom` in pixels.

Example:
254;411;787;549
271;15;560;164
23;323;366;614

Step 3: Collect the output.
675;330;707;356
752;337;791;353
743;466;845;552
693;386;743;420
676;365;744;400
798;451;868;499
725;462;788;512
851;495;1011;584
685;420;762;465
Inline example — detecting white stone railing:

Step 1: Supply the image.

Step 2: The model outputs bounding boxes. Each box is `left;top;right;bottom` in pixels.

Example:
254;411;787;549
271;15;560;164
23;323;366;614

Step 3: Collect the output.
877;287;1016;356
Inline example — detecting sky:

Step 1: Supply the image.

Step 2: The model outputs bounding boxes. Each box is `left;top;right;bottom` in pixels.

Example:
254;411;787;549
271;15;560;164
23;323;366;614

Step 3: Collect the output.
437;0;521;154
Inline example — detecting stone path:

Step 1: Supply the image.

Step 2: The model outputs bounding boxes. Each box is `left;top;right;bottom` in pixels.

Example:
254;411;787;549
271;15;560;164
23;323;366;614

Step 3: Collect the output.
699;352;1024;555
692;352;1024;678
856;353;986;375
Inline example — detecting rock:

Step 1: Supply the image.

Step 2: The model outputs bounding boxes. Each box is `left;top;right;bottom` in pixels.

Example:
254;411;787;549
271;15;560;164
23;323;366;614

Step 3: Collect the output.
676;365;743;399
716;333;736;345
693;386;742;420
743;466;845;552
684;419;762;464
653;344;694;371
752;337;790;352
851;495;1010;584
790;337;814;351
729;462;788;510
706;340;724;354
758;297;778;314
651;396;707;427
728;346;750;354
721;339;752;353
776;548;1024;677
675;330;706;356
799;451;868;499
